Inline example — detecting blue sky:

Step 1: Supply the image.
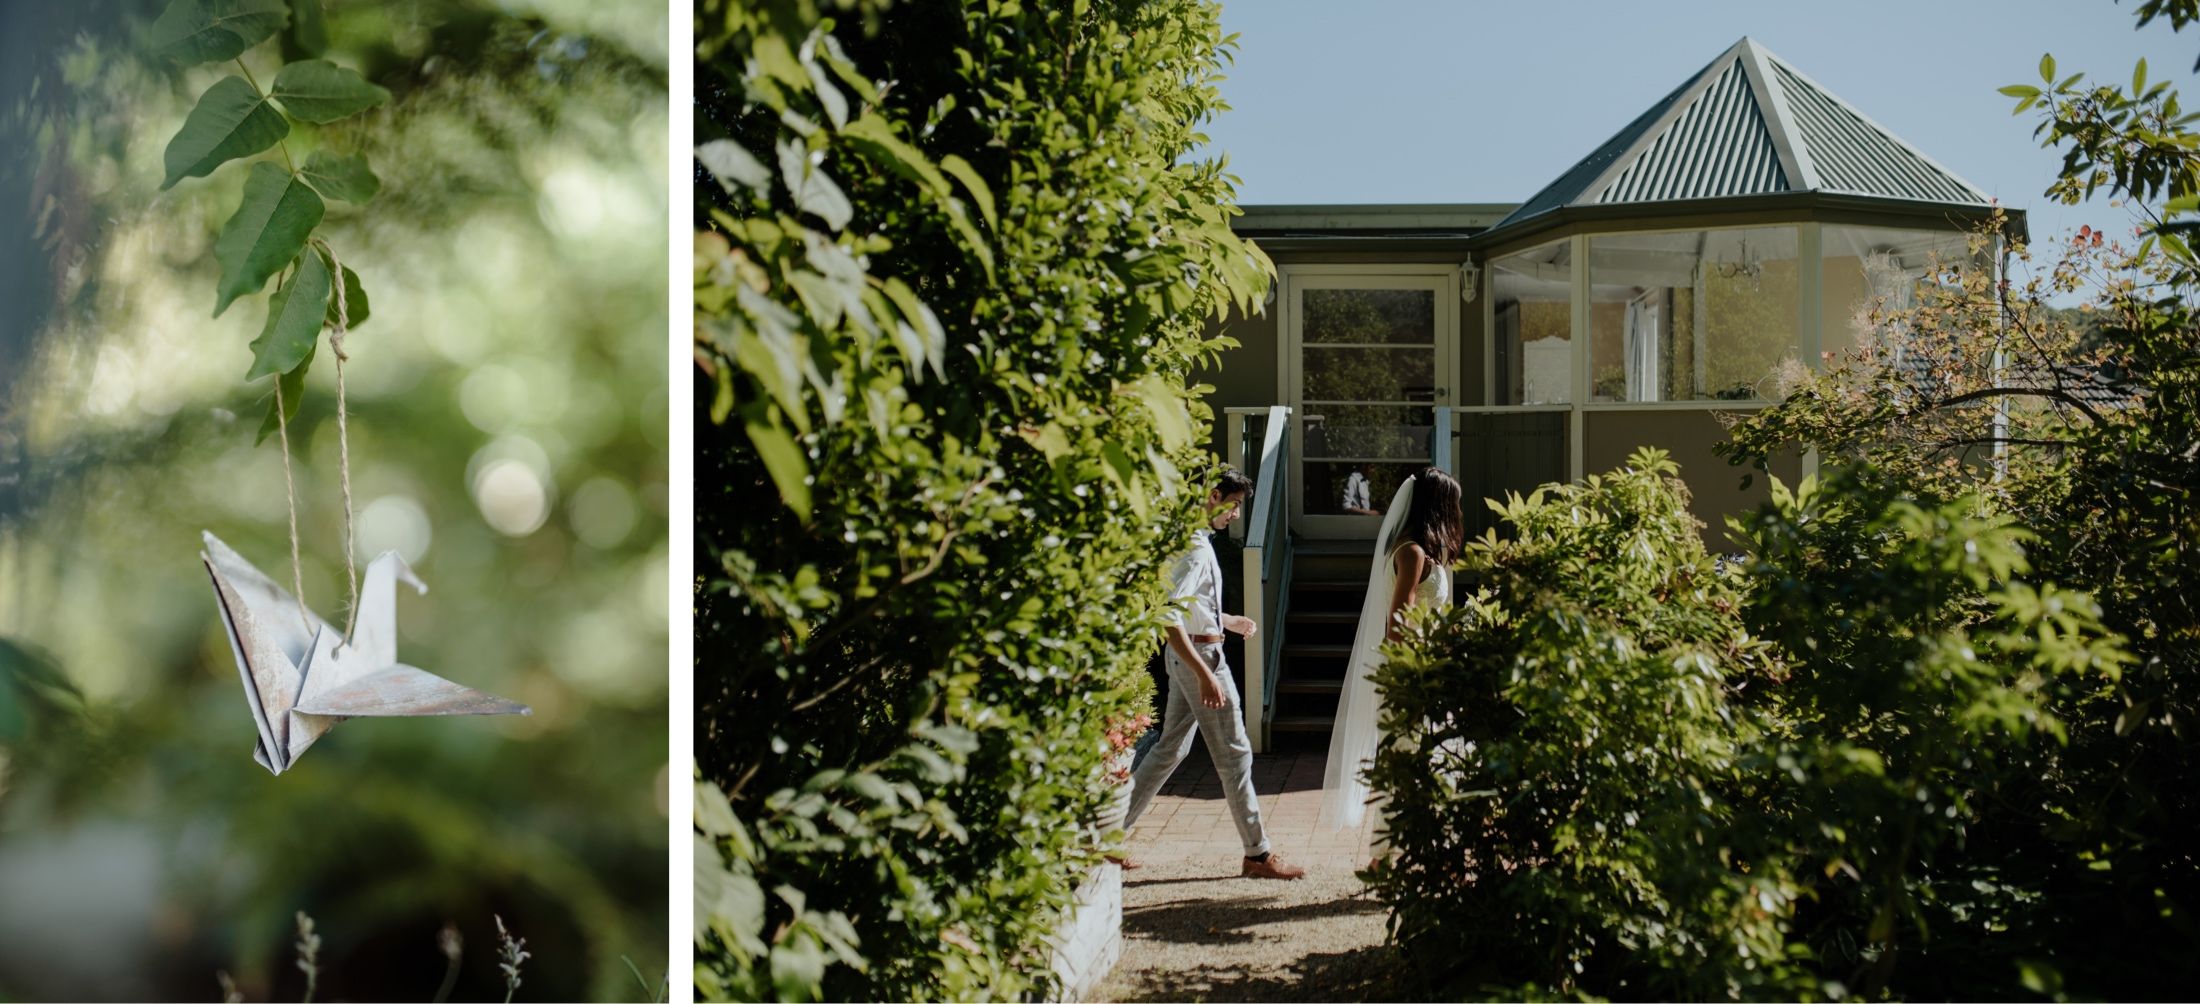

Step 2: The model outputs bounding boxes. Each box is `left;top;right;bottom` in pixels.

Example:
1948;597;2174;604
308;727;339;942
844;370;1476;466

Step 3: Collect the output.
1206;0;2193;251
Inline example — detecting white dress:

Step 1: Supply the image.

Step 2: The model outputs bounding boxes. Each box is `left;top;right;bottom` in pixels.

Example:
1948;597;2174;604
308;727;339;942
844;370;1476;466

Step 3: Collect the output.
1320;479;1452;830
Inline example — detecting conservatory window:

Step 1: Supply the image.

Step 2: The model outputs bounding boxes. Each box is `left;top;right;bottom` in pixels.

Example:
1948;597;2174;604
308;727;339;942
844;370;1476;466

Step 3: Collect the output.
1820;225;1983;363
1587;226;1799;402
1490;239;1573;405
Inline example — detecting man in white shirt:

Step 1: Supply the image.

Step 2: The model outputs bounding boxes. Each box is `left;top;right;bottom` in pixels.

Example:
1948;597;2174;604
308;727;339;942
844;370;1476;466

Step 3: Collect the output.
1341;463;1379;516
1120;468;1305;880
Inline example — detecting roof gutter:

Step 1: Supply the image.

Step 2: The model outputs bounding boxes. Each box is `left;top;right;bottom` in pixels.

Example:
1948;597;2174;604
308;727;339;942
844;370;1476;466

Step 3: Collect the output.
1467;191;2027;257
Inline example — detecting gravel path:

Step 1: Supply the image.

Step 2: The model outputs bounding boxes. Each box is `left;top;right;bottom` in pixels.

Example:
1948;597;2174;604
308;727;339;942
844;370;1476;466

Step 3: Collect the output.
1090;740;1415;1002
1093;857;1409;1002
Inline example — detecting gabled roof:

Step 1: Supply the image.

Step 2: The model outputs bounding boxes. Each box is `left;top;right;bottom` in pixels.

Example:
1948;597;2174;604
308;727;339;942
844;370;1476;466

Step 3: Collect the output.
1493;37;1990;232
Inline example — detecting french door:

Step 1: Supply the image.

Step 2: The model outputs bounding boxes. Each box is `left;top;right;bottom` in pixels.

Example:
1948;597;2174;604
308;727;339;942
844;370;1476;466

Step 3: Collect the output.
1282;267;1459;539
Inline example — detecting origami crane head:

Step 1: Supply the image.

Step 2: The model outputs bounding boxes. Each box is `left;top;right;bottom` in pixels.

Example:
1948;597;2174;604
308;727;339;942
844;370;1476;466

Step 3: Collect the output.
200;531;530;774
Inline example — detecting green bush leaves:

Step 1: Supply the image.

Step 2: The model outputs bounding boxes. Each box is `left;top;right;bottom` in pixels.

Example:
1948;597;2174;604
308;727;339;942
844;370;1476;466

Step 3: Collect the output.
694;0;1269;998
1372;448;2130;998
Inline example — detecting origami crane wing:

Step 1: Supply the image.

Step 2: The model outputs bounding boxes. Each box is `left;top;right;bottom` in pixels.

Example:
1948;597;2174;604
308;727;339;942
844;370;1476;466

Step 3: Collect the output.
202;532;529;775
288;550;526;717
202;531;335;773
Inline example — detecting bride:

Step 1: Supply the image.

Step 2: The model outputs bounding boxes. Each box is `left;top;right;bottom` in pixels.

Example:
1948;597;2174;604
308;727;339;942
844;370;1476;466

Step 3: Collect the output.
1321;466;1464;830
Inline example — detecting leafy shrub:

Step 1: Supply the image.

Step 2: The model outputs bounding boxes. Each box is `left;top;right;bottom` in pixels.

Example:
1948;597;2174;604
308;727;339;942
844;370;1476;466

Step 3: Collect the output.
690;0;1268;999
1368;449;1809;1000
1371;450;2128;1000
1729;471;2127;998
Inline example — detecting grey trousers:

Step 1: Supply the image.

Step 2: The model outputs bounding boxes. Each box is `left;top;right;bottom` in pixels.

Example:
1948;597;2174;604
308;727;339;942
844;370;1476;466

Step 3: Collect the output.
1123;644;1270;857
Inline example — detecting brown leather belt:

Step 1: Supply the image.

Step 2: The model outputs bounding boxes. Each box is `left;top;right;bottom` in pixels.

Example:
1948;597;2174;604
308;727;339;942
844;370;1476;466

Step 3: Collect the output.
1188;633;1225;644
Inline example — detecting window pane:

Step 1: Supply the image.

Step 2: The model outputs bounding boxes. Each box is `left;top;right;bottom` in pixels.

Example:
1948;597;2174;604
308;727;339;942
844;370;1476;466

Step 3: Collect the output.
1587;226;1799;402
1306;460;1430;518
1303;346;1438;402
1303;288;1435;345
1820;225;1982;361
1302;404;1437;461
1491;239;1572;404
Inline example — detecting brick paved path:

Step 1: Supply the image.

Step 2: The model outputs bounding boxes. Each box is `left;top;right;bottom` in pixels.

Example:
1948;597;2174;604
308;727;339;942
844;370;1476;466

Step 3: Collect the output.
1122;739;1376;870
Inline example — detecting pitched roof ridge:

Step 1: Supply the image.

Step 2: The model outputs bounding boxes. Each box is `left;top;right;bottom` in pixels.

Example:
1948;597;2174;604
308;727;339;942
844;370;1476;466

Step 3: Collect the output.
1574;38;1752;206
1737;37;1819;191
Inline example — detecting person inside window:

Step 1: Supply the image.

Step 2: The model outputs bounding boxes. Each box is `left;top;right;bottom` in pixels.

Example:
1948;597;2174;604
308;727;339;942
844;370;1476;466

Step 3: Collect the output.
1341;463;1380;516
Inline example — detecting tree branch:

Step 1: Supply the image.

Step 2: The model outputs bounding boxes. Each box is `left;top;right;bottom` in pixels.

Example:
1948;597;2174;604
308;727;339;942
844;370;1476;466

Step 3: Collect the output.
1921;385;2108;426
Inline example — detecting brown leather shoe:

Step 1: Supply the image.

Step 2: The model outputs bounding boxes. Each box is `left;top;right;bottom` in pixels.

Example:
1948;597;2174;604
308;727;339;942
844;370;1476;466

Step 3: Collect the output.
1105;854;1143;871
1241;853;1305;880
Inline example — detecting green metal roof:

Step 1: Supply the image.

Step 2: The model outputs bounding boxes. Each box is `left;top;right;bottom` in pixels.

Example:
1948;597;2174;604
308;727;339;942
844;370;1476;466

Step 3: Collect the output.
1493;37;1990;233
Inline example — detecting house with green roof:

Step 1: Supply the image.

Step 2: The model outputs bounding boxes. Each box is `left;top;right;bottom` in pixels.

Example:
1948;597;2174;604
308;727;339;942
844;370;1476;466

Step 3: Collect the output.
1209;37;2020;748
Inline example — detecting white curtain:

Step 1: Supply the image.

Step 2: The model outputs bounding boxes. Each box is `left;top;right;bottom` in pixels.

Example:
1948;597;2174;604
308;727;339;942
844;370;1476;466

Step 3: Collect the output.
1624;292;1661;402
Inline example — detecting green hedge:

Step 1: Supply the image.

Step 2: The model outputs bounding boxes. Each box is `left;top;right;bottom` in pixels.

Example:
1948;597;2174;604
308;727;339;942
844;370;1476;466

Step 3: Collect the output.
1370;451;2128;1000
691;0;1267;999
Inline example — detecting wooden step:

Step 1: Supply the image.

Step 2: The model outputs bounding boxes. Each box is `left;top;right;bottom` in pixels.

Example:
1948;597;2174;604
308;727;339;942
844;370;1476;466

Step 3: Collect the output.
1287;610;1358;625
1290;579;1365;593
1274;678;1342;695
1270;715;1335;733
1282;642;1352;659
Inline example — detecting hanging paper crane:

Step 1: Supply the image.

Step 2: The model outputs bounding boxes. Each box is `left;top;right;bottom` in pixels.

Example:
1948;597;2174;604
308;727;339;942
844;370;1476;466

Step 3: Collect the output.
200;531;530;774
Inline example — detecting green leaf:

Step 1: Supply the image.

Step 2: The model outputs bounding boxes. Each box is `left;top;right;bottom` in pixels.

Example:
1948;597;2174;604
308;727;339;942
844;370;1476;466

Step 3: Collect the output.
775;140;852;231
148;0;288;64
747;416;813;519
1130;375;1193;450
695;781;741;837
1018;422;1072;461
214;161;324;316
1999;84;2040;99
697;139;770;195
299;150;380;203
288;0;326;55
938;154;997;230
839;113;951;197
2134;58;2148;97
323;261;369;330
770;932;827;1003
2040;52;2056;84
161;76;288;189
254;339;315;445
878;277;944;380
269;59;391;123
246;249;330;380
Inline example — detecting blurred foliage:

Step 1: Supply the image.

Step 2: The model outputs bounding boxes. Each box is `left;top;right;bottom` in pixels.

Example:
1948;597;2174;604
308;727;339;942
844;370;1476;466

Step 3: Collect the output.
0;1;668;1001
691;0;1270;998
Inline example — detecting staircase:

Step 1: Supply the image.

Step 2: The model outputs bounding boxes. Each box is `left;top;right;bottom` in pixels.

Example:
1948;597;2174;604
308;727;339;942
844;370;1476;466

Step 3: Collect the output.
1266;540;1374;738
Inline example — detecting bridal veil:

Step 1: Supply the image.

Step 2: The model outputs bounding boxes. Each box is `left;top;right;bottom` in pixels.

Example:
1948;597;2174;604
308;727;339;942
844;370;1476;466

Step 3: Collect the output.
1319;477;1414;830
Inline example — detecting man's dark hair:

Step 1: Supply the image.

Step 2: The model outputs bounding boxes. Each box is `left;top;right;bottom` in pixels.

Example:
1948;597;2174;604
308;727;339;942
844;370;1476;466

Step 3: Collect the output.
1215;467;1254;499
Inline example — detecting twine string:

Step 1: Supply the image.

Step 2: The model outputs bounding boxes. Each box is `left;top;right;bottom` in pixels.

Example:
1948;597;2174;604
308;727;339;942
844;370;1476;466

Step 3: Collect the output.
267;243;361;639
272;373;312;632
321;240;359;638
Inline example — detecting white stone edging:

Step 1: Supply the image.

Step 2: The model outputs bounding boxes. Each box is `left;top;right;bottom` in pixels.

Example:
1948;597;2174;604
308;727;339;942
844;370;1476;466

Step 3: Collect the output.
1047;861;1124;1003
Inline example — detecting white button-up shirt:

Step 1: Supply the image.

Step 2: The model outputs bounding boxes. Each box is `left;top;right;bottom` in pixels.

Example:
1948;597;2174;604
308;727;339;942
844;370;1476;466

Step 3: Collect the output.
1167;530;1223;641
1343;470;1371;512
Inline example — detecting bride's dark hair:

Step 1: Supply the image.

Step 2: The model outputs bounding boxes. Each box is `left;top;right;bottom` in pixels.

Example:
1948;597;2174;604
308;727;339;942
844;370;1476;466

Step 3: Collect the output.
1399;466;1464;567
